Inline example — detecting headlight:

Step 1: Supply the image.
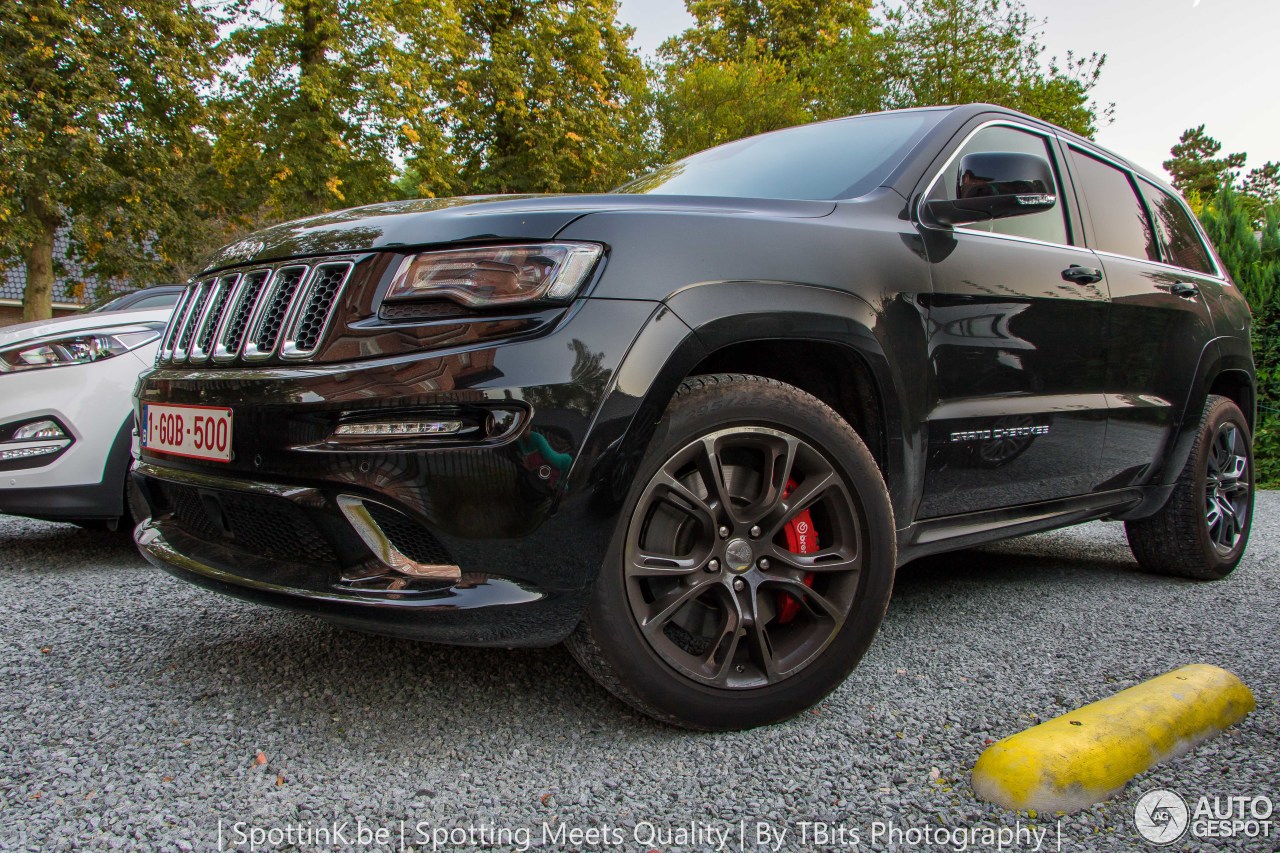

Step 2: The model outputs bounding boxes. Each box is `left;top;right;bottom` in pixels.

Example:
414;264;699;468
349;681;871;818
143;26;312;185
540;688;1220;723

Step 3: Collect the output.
0;325;163;373
384;243;603;308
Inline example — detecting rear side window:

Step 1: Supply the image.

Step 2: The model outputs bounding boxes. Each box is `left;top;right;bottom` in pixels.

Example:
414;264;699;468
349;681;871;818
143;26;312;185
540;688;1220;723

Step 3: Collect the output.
1067;149;1159;262
928;125;1069;245
1138;179;1216;275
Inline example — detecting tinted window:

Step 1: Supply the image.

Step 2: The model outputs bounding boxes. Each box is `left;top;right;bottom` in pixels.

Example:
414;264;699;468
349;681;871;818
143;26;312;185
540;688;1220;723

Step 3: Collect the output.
616;110;943;200
1138;179;1215;274
1068;149;1159;262
928;125;1069;244
130;292;182;311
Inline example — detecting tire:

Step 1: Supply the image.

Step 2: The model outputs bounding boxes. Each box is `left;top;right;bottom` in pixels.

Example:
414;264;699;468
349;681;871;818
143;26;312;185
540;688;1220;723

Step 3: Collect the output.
1125;395;1254;580
565;374;896;730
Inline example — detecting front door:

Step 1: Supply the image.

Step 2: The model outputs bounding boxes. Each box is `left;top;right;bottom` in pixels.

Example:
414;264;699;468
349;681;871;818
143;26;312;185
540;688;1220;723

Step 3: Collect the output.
916;122;1111;518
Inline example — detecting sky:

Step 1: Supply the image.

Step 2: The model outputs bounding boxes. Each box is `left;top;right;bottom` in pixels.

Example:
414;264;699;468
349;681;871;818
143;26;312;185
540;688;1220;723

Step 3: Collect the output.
616;0;1280;180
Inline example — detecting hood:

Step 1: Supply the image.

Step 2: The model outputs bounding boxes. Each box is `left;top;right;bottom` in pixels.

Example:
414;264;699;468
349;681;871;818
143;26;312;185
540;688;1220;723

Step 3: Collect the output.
0;307;174;347
203;194;837;272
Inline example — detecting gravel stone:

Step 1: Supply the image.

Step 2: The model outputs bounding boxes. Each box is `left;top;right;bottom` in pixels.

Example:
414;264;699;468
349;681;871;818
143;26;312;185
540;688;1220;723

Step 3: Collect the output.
0;495;1276;851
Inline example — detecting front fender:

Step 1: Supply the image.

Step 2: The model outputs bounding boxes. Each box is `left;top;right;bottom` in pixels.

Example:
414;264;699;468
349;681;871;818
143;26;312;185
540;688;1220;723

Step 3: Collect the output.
569;281;925;535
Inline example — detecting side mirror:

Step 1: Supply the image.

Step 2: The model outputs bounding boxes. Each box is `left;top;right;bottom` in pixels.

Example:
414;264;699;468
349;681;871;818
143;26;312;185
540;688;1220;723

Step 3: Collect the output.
924;151;1057;227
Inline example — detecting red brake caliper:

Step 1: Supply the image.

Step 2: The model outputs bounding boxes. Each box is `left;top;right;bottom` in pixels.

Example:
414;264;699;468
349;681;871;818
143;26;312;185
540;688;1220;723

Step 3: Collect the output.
777;479;817;624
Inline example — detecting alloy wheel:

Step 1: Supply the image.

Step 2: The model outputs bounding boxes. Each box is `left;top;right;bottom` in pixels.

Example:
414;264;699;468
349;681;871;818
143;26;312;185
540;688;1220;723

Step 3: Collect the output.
623;426;864;690
1204;421;1250;554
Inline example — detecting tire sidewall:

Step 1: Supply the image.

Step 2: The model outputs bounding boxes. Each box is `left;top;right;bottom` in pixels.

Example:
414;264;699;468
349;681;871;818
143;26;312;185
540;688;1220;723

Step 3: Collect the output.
584;376;896;729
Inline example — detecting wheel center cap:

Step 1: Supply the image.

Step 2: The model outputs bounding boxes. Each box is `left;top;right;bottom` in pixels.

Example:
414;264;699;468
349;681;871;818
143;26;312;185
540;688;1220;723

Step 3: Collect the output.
725;538;754;573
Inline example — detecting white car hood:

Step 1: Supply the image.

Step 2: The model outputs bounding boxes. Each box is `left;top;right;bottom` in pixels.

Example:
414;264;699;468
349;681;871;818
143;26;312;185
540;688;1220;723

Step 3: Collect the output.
0;307;174;347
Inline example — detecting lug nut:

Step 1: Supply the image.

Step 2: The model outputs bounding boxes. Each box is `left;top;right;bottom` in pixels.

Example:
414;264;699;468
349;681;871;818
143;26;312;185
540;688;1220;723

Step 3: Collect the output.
718;525;730;539
757;558;770;571
749;525;762;538
733;578;745;591
706;559;720;573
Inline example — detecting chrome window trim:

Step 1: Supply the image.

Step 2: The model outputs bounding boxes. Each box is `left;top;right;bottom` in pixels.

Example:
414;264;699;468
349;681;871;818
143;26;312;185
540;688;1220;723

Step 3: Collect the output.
242;265;311;361
917;119;1076;250
280;261;355;359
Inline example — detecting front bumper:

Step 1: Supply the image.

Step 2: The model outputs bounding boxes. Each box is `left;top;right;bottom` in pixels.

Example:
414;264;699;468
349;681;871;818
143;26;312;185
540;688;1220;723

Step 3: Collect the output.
0;348;152;521
132;297;659;644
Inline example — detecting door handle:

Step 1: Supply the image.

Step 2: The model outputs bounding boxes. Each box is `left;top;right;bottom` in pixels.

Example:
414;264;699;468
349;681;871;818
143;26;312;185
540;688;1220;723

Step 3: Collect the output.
1171;282;1199;298
1062;265;1104;285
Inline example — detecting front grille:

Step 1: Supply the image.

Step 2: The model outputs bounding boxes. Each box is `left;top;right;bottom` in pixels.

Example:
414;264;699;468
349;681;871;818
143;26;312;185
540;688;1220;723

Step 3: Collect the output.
152;481;338;565
158;259;354;366
365;503;455;565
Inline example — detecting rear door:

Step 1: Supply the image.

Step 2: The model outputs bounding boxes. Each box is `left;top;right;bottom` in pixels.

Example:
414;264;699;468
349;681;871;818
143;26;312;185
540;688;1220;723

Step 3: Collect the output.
1062;147;1216;487
915;121;1111;517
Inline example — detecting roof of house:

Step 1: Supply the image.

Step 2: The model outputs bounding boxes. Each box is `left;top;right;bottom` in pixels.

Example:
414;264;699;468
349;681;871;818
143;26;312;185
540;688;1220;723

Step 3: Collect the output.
1;228;132;306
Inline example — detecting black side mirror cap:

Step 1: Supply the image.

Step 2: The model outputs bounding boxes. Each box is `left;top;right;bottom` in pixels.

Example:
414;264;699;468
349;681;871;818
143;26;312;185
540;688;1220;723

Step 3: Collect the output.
923;151;1058;227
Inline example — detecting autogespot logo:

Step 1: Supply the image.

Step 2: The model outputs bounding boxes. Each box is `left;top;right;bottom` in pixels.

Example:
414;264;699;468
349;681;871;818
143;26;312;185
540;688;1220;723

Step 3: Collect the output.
1135;789;1190;845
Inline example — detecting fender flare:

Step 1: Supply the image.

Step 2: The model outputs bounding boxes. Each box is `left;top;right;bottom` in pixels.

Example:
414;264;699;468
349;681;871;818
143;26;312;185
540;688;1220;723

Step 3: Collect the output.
569;281;919;527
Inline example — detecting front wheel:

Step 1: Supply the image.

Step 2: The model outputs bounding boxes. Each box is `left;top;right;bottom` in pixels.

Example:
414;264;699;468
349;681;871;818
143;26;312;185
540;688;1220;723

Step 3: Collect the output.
1125;395;1254;580
566;374;896;730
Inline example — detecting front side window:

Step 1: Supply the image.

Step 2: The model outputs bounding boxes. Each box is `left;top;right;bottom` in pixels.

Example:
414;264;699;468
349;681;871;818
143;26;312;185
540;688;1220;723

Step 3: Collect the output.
1067;149;1160;262
927;125;1069;245
1138;179;1216;275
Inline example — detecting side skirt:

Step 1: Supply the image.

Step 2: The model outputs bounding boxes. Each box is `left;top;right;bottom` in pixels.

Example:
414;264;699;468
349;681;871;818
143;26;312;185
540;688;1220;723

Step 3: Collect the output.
897;488;1146;565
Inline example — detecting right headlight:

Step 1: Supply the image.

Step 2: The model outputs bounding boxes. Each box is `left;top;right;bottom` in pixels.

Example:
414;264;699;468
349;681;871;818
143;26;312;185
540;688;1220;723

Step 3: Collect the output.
383;243;603;309
0;325;163;373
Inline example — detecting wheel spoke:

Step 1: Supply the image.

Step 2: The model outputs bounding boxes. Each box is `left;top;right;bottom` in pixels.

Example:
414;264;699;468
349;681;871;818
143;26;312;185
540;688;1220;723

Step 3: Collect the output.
692;437;736;523
767;543;860;574
628;549;704;577
744;600;780;683
765;576;845;623
738;434;801;526
640;576;718;635
703;593;745;685
651;470;716;525
758;469;840;538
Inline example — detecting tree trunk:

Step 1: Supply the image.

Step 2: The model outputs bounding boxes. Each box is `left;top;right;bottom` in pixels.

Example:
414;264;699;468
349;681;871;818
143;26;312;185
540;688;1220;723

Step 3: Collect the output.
22;206;57;323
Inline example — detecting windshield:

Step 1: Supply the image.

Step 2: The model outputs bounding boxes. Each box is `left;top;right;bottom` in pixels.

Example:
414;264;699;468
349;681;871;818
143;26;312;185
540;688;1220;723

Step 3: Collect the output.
615;110;944;201
84;291;137;313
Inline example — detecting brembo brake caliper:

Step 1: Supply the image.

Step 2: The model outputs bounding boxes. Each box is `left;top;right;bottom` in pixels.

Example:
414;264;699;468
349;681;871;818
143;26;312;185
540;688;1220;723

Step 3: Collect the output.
777;479;816;624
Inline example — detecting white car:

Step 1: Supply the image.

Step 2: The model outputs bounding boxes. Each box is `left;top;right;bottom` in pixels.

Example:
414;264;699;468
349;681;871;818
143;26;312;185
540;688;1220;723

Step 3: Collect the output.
0;287;182;529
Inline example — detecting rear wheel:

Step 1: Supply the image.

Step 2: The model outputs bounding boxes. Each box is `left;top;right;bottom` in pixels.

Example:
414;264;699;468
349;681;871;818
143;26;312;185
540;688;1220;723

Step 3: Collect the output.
1125;395;1254;580
566;374;896;730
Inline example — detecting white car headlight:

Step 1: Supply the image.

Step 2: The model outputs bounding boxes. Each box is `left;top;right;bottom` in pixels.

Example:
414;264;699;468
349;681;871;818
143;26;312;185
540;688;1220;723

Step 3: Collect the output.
0;325;163;373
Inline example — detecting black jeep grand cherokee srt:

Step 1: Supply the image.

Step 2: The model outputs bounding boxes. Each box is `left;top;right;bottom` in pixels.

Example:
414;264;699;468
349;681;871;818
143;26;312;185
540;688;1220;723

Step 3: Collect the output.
133;104;1256;729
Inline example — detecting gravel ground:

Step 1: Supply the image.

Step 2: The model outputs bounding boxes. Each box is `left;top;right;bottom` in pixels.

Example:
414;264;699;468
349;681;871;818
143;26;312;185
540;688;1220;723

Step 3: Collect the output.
1;494;1276;853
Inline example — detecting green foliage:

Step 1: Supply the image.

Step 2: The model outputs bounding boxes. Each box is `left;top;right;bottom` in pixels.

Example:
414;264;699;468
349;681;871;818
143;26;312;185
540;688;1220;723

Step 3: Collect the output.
881;0;1108;137
213;0;457;221
1196;185;1280;487
653;49;811;162
0;0;220;317
434;0;652;195
1164;125;1247;201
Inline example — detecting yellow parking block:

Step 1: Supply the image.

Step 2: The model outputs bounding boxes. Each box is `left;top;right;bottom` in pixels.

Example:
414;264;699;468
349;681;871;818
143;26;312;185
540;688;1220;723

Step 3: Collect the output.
972;664;1255;813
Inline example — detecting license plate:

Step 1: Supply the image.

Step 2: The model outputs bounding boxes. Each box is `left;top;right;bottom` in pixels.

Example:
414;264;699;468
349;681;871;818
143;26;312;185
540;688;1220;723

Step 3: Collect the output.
142;403;234;462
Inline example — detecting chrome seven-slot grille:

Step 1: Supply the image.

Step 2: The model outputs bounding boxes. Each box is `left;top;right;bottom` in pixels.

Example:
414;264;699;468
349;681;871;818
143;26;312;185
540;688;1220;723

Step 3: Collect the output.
159;260;354;365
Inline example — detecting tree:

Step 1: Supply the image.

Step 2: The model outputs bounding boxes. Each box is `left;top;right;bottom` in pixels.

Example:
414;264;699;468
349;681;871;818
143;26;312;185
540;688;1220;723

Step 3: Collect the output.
429;0;651;196
880;0;1109;137
213;0;458;222
1163;125;1247;202
655;0;883;149
653;49;811;161
0;0;218;320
